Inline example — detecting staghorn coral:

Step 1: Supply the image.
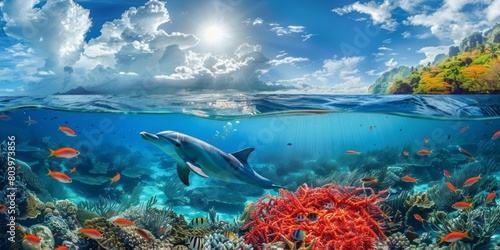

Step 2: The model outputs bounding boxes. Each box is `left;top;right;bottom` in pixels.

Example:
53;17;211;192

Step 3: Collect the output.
244;184;389;250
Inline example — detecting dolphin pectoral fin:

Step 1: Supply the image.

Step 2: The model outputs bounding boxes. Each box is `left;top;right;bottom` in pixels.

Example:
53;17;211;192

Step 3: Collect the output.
184;160;210;178
176;164;190;186
230;148;255;164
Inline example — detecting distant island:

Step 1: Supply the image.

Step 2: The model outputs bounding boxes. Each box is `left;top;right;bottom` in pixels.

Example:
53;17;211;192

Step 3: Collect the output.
369;24;500;94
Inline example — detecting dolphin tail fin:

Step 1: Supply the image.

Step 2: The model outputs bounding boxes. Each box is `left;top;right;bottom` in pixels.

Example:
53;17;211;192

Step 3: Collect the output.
177;164;190;186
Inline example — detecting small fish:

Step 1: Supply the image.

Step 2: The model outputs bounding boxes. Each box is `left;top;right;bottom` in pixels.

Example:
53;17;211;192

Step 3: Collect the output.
459;126;469;134
70;167;76;173
0;204;8;213
112;218;135;226
452;201;473;210
360;177;378;183
295;214;306;222
458;147;477;162
323;202;335;210
189;217;208;228
25;116;37;126
292;229;307;241
46;168;72;183
447;135;451;140
224;230;237;240
0;113;11;120
438;230;471;244
110;173;121;183
48;148;80;158
307;213;319;222
423;137;428;143
463;174;481;187
492;130;500;140
369;125;373;131
485;191;496;204
443;170;451;179
159;228;166;234
134;228;151;242
79;228;103;240
446;182;459;193
402;151;409;157
484;121;492;125
186;236;204;250
416;149;432;155
401;175;417;183
345;150;361;155
414;214;425;223
23;234;41;244
58;125;77;137
287;143;292;146
54;246;68;250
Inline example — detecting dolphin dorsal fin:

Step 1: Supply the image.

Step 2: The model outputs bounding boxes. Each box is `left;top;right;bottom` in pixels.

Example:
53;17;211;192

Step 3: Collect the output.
231;148;255;164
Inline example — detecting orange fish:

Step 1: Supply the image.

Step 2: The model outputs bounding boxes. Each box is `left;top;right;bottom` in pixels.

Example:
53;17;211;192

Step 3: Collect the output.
446;182;459;193
458;126;469;134
402;151;409;157
47;168;72;183
134;228;151;242
423;137;428;143
443;170;451;179
485;191;496;204
438;230;471;244
79;228;103;240
360;177;377;183
23;234;41;244
110;173;121;183
401;175;417;183
458;147;477;162
414;214;424;223
54;246;68;250
416;149;432;155
0;113;11;120
159;228;166;234
48;148;80;159
345;150;361;155
58;126;77;137
452;201;473;210
112;218;135;226
70;167;76;173
0;204;7;213
463;174;481;187
25;116;37;126
492;130;500;140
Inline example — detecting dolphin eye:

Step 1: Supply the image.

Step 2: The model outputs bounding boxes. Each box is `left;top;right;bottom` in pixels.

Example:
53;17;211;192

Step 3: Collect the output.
174;142;181;148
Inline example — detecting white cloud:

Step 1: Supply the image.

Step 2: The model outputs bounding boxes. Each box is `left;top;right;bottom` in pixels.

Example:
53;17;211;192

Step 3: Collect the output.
276;51;288;58
385;58;398;70
1;0;91;71
269;23;309;38
486;0;500;23
0;0;289;94
288;26;305;33
417;45;449;65
312;56;364;83
382;38;392;44
332;0;398;31
301;34;315;41
269;56;309;66
372;52;385;57
365;69;377;76
0;88;15;93
401;31;411;38
253;18;264;25
378;46;393;51
405;0;494;44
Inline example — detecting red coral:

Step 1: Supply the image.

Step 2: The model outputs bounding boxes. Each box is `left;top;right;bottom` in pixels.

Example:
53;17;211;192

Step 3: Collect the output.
244;184;389;250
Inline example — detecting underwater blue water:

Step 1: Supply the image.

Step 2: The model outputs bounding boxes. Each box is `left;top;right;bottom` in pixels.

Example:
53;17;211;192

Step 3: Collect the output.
0;94;499;249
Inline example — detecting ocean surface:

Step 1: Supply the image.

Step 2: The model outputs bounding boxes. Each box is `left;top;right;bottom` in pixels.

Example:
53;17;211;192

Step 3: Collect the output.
0;94;499;250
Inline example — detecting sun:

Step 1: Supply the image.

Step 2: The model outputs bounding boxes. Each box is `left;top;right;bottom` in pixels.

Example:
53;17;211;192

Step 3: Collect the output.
202;24;229;45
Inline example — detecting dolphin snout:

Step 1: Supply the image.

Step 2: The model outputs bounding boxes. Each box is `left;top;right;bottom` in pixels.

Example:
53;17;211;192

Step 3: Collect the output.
140;131;159;140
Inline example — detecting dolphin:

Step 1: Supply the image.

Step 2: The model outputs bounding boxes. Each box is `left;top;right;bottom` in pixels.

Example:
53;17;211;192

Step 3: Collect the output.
140;130;284;189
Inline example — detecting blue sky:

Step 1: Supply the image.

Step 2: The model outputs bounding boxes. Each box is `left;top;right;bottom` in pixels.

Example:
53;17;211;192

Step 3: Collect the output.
0;0;499;95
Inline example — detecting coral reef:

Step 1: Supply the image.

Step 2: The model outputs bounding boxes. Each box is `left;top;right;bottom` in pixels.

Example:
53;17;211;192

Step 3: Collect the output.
78;195;118;218
44;213;79;245
244;184;389;249
19;190;45;220
203;232;253;250
160;175;189;206
26;224;54;250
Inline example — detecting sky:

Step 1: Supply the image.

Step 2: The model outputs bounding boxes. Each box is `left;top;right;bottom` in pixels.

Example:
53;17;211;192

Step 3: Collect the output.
0;0;499;95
